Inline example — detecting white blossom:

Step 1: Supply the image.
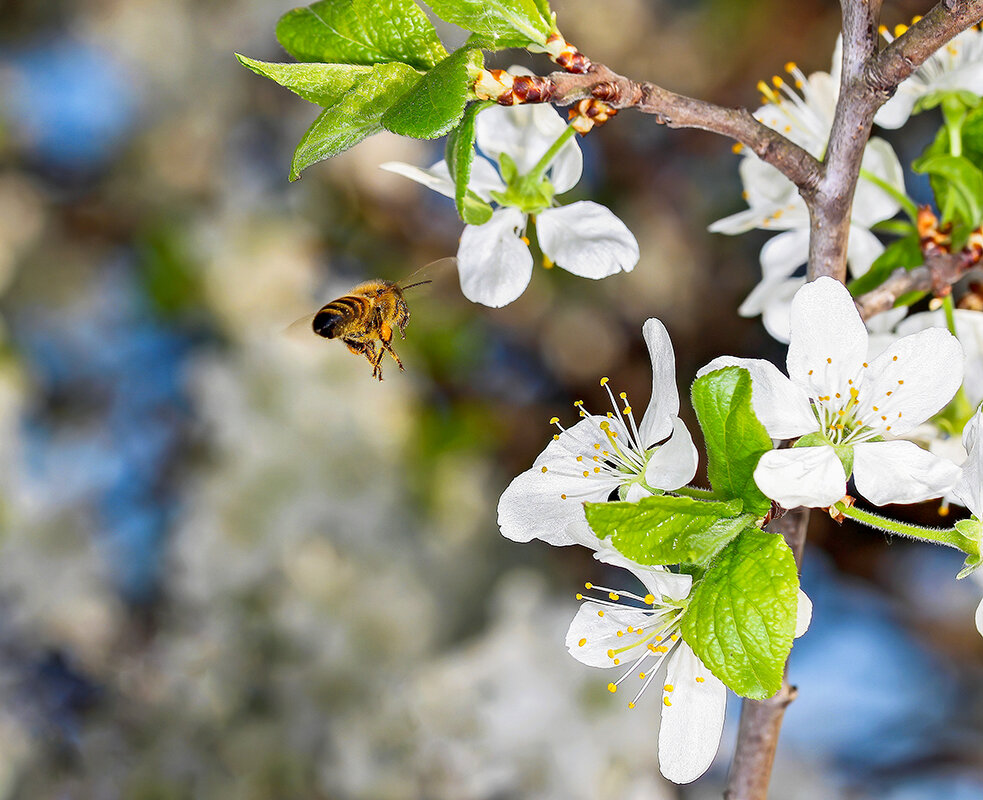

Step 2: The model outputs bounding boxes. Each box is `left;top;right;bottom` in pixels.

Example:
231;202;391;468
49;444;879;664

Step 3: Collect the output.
709;42;905;338
566;551;812;784
700;277;963;508
382;101;638;307
498;318;698;548
876;24;983;129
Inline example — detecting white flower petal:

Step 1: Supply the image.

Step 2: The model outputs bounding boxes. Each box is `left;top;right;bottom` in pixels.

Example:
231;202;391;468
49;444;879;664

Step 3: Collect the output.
697;356;817;439
875;88;919;129
754;446;847;508
457;208;533;307
786;277;869;396
955;410;982;519
658;644;727;784
853;138;904;226
860;327;963;435
380;160;455;198
497;464;609;547
895;308;983;407
853;440;961;505
565;601;654;667
975;597;983;638
638;318;680;445
537;202;639;278
795;589;812;638
846;226;885;278
475;103;582;187
645;417;699;491
759;278;804;344
759;229;810;279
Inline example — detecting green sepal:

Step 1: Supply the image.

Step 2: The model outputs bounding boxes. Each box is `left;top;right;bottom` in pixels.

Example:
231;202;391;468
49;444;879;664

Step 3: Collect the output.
893;290;929;308
382;45;485;139
680;529;799;700
955;518;983;578
792;432;854;479
235;55;374;106
425;0;551;47
445;100;494;224
847;234;922;297
691;367;774;517
276;0;447;71
289;61;422;180
583;495;749;566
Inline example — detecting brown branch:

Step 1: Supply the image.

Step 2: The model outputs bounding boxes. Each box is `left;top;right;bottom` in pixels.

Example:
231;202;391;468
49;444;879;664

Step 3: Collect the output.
723;508;810;800
809;0;983;281
856;261;983;319
546;65;823;197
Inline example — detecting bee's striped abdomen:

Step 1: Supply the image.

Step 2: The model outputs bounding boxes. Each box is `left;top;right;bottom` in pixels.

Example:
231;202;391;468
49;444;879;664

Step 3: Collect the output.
312;295;371;339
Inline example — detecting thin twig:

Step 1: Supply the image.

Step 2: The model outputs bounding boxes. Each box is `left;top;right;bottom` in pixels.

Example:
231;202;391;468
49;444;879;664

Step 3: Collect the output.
723;508;810;800
546;65;823;197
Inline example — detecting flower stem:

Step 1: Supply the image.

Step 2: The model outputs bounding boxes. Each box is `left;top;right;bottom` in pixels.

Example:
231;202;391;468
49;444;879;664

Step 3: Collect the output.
525;124;578;185
859;167;919;224
942;292;958;336
834;502;968;551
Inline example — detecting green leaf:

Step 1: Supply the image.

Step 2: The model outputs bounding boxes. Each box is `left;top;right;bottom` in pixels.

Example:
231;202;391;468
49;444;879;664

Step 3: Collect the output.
290;61;422;180
681;529;799;699
276;0;447;71
847;234;922;297
913;154;983;228
425;0;551;47
958;105;983;170
691;367;774;517
583;495;749;565
446;100;494;223
382;45;484;139
893;289;929;308
236;55;375;106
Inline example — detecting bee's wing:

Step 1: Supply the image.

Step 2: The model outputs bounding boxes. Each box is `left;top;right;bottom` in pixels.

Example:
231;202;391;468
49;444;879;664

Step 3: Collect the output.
398;257;457;292
283;312;318;342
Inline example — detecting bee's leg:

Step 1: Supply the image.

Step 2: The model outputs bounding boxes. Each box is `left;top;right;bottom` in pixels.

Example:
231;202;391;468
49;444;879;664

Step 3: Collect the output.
378;323;405;372
344;338;382;379
395;299;410;338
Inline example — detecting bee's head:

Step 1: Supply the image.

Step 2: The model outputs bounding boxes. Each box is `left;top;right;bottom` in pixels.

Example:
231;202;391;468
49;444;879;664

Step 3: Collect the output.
312;309;342;339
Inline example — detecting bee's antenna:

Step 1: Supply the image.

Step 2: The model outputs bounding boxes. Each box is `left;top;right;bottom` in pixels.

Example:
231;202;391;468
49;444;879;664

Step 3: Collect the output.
401;280;433;291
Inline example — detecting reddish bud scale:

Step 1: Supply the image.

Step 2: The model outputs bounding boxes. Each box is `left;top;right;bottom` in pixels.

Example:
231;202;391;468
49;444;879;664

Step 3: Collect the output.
511;75;554;104
568;98;617;133
917;205;951;256
545;32;592;74
959;281;983;311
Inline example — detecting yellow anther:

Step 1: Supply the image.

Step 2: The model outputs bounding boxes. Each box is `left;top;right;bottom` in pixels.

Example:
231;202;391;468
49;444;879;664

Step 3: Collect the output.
827;357;832;364
850;388;859;398
628;702;636;709
582;470;590;477
756;79;770;94
574;400;584;407
576;456;583;462
878;24;888;35
655;646;668;653
887;391;893;396
579;638;587;647
664;684;674;692
597;610;604;617
609;592;620;601
607;683;617;693
560;493;567;499
521;236;530;246
576;593;583;600
541;466;548;473
553;434;560;441
585;582;593;589
607;648;615;657
593;443;601;450
894;23;908;37
670;634;678;641
808;369;813;376
771;75;783;87
549;416;560;425
600;421;610;431
784;61;797;72
872;405;879;412
912;15;922;23
600;376;609;386
622;406;632;415
732;142;743;154
594;467;601;473
835;392;841;399
616;630;624;638
619;392;627;400
863;362;869;368
592;456;599;462
626;626;634;633
639;672;647;679
655;636;662;642
663;697;672;707
644;594;655;605
613;659;620;665
898;379;904;385
696;676;705;683
892;355;898;362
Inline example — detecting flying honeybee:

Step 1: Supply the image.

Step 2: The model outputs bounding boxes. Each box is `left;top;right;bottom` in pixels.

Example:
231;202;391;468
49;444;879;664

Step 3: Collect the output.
292;258;454;380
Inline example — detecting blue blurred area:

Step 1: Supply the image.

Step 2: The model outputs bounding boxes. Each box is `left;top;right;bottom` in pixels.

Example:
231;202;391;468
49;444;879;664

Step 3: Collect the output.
16;261;192;602
1;37;138;170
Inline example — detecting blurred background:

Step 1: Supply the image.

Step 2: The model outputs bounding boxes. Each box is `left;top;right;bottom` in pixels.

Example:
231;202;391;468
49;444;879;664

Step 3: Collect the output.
0;0;981;797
